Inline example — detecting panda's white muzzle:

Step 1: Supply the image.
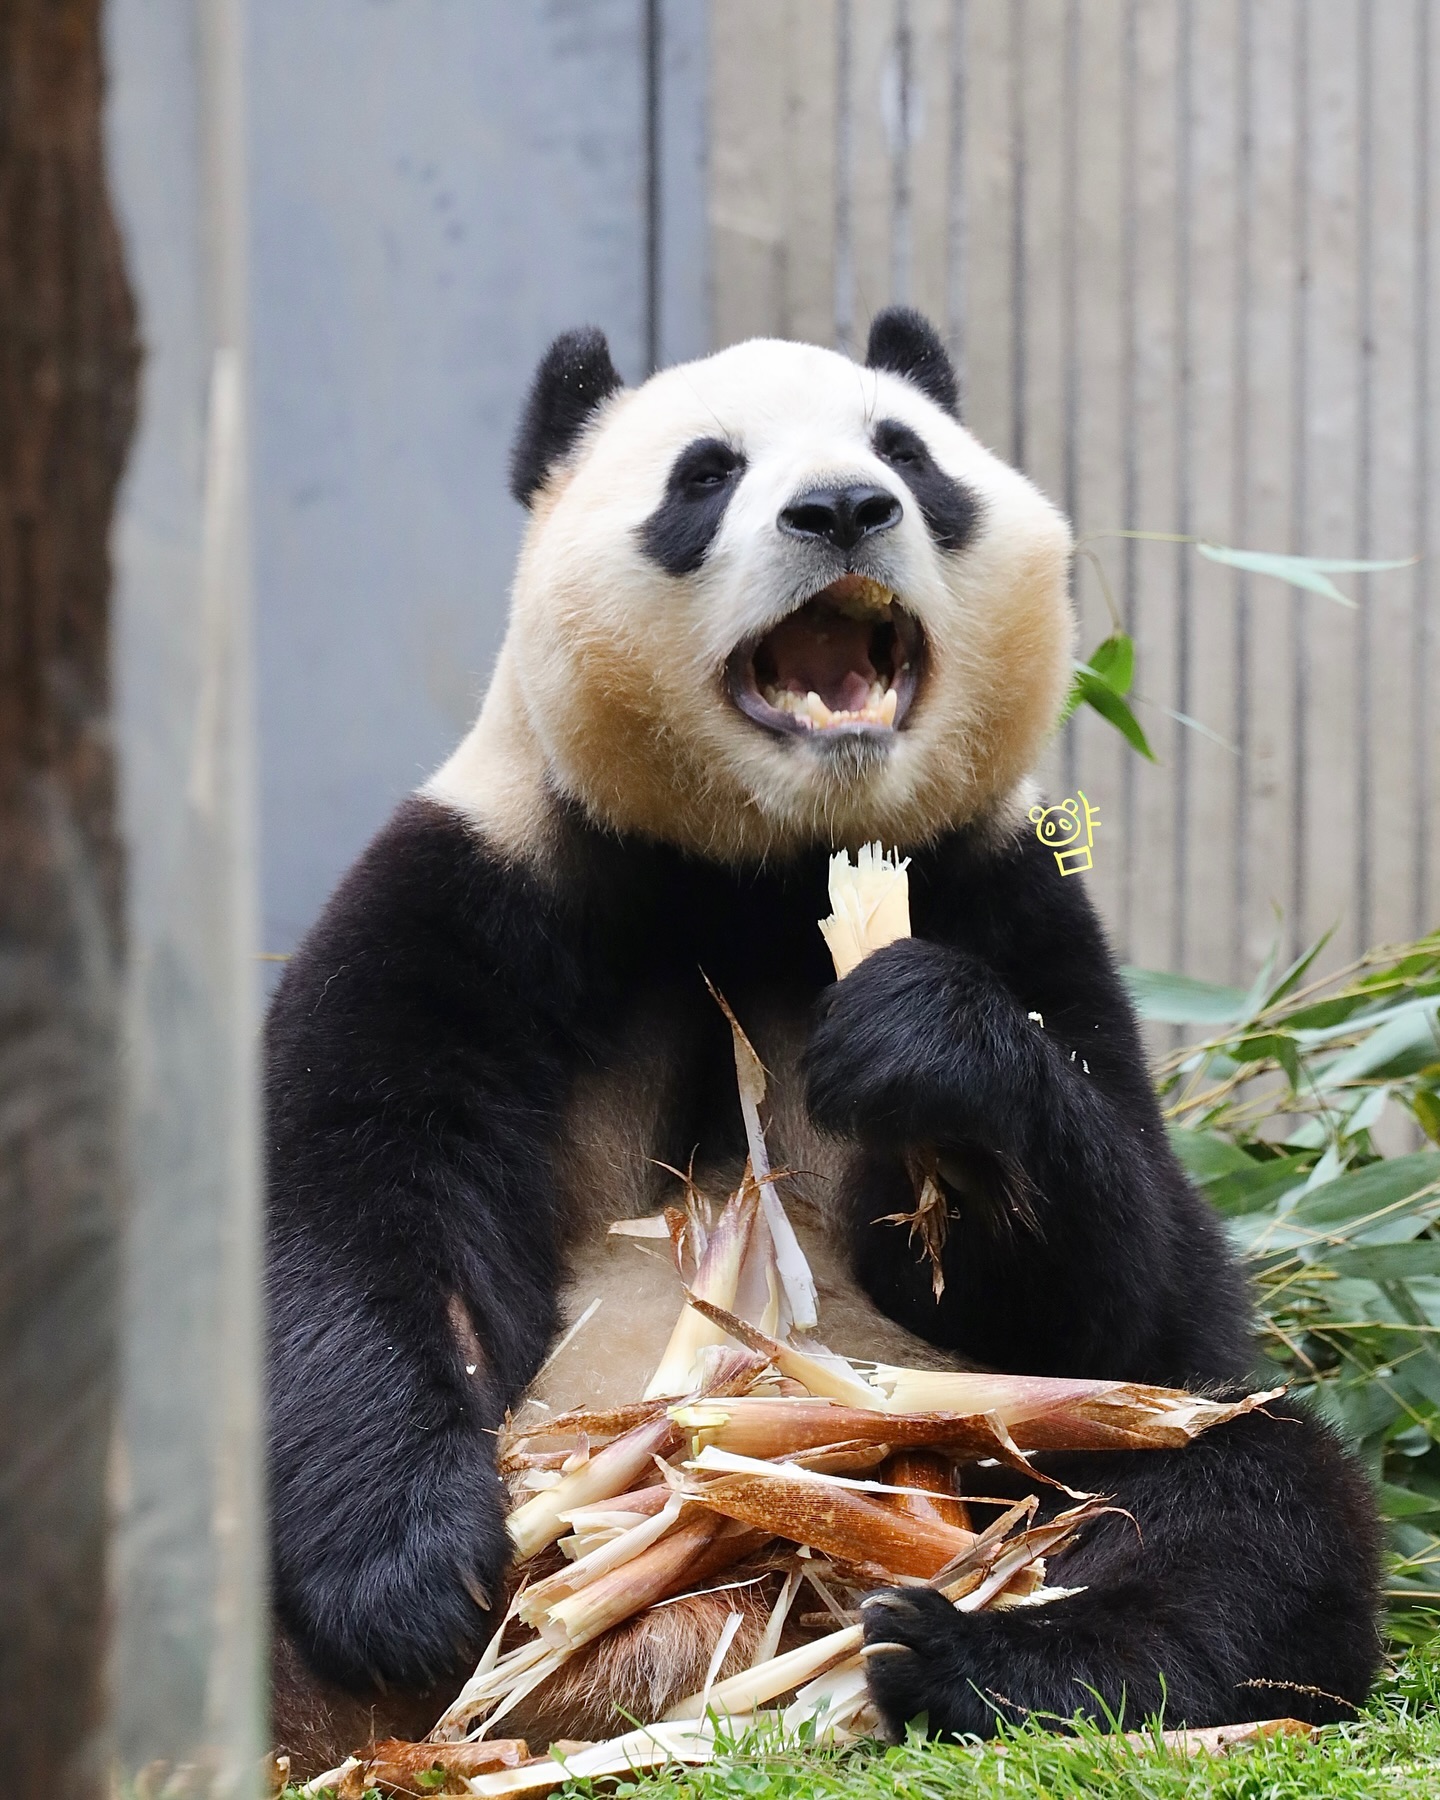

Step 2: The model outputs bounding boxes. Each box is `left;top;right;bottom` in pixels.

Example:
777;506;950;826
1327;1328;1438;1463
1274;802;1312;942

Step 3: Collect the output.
724;574;925;739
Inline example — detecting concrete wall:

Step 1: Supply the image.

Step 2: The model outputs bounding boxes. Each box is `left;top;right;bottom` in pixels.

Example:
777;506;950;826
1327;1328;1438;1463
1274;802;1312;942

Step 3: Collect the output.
247;0;708;956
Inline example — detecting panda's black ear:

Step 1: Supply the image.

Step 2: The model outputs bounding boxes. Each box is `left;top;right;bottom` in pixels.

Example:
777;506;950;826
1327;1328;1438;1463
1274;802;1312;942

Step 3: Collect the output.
864;307;960;419
509;328;625;507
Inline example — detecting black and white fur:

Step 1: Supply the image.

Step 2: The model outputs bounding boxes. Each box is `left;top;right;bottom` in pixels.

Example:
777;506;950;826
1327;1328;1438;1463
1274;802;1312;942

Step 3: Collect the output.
266;311;1380;1750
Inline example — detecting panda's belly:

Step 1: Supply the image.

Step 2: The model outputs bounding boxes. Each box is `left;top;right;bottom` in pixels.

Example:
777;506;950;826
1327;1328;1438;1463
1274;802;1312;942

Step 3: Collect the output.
529;1000;955;1414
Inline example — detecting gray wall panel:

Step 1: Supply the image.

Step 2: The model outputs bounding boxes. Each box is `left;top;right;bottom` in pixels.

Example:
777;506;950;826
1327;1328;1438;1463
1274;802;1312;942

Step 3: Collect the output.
248;0;708;954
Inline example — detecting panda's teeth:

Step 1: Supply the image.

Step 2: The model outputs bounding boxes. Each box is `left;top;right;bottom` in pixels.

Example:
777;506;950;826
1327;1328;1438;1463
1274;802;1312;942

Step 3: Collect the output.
758;680;899;729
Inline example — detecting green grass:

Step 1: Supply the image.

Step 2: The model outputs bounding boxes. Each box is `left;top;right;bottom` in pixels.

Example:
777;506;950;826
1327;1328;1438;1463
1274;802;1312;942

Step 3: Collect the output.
567;1643;1440;1800
288;1644;1440;1800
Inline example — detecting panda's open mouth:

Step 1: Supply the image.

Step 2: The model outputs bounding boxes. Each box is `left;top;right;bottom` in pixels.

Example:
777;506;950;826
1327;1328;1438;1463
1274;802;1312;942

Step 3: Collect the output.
726;575;924;738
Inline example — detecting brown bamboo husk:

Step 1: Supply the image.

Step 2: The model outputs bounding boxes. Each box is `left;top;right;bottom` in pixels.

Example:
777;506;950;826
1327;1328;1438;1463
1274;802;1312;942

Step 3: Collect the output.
883;1450;971;1532
687;1468;976;1578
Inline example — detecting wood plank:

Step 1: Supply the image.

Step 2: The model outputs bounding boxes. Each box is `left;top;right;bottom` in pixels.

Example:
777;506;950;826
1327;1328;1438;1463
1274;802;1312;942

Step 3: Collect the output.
959;0;1017;459
1234;0;1302;976
849;0;897;331
1294;0;1362;961
1363;0;1424;949
1067;0;1130;939
710;0;789;344
706;0;1439;970
1181;0;1243;982
1123;0;1183;978
908;0;953;326
781;0;840;346
1422;7;1440;933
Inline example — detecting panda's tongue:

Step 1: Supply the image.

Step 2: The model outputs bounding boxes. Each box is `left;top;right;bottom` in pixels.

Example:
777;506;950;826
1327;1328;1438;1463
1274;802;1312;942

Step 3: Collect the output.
762;609;878;715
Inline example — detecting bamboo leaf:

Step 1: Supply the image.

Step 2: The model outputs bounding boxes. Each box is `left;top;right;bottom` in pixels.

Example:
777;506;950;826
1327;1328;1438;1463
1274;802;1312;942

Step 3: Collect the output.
1167;1127;1255;1183
1072;668;1156;759
1230;1032;1302;1088
1414;1088;1440;1145
1314;1001;1440;1090
1258;927;1336;1013
1203;1156;1312;1218
1325;1242;1440;1282
1196;543;1416;606
1380;1481;1440;1522
1289;1152;1440;1228
1082;633;1135;694
1122;967;1251;1025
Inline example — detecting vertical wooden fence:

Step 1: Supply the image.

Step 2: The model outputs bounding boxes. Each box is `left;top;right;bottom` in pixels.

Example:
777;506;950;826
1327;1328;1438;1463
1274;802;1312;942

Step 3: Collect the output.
711;0;1440;980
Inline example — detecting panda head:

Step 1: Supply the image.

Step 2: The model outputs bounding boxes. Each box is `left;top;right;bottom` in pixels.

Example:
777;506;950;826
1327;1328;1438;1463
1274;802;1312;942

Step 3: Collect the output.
496;309;1074;862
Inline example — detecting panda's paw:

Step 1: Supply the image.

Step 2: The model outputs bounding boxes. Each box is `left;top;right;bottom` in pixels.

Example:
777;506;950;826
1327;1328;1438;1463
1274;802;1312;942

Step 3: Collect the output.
805;938;1006;1147
280;1472;514;1694
861;1588;1005;1740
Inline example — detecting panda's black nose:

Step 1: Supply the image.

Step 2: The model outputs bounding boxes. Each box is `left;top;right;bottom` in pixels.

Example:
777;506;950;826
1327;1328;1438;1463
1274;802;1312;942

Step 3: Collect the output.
778;483;902;552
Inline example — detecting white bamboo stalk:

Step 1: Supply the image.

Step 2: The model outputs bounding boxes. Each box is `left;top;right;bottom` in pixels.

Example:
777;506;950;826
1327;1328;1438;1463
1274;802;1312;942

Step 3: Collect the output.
663;1623;863;1720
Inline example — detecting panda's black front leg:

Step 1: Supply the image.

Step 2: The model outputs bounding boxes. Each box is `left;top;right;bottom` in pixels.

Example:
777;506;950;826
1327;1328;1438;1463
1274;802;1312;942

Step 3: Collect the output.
860;1404;1382;1738
803;936;1246;1382
803;935;1380;1739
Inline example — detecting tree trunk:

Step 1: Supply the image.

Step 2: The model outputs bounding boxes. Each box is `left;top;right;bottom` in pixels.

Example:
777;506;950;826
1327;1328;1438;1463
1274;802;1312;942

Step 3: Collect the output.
0;2;139;1792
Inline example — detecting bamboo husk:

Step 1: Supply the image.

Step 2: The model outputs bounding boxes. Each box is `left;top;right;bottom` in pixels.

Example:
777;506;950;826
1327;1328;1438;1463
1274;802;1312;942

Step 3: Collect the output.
870;1366;1283;1448
883;1450;971;1532
467;1721;723;1797
682;1297;888;1409
705;980;819;1332
782;1439;895;1474
1119;1718;1315;1755
687;1467;975;1578
559;1484;675;1530
664;1623;865;1721
673;1394;1027;1463
818;847;951;1299
454;1712;1318;1800
674;1356;1279;1457
508;1349;767;1559
360;1737;531;1794
519;1494;689;1625
508;1413;679;1562
526;1516;773;1652
531;1510;729;1648
645;1181;760;1398
507;1347;769;1455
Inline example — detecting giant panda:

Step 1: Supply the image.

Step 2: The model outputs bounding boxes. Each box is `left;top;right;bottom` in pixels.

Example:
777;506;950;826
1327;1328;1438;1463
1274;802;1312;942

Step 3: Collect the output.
266;309;1380;1760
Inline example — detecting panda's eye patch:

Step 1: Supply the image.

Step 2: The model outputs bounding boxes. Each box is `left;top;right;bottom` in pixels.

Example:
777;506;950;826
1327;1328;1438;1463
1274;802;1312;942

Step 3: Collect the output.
640;437;748;576
671;439;746;494
871;417;982;553
873;420;931;470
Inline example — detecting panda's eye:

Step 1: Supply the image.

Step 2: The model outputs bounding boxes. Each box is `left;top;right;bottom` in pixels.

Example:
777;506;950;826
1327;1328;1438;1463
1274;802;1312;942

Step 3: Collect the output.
671;439;745;496
874;421;930;470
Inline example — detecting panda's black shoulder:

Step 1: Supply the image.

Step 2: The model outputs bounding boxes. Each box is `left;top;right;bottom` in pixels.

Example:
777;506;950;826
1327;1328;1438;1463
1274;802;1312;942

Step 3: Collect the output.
263;798;605;1152
269;797;564;1027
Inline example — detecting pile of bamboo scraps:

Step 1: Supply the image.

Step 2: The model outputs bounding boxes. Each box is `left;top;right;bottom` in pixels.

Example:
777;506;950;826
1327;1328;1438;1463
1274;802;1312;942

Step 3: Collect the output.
293;850;1282;1796
298;1313;1278;1800
458;1335;1275;1751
